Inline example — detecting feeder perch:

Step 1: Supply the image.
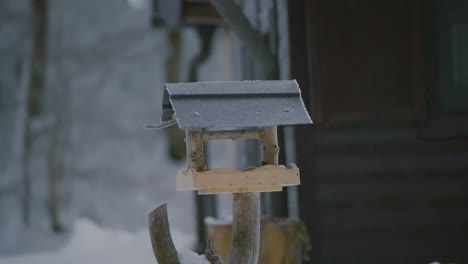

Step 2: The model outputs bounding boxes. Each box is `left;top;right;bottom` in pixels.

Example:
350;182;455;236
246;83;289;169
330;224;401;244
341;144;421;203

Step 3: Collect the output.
151;80;312;194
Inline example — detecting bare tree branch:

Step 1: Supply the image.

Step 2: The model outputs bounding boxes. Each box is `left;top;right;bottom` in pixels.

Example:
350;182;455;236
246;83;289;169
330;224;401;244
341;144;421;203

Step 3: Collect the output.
148;204;180;264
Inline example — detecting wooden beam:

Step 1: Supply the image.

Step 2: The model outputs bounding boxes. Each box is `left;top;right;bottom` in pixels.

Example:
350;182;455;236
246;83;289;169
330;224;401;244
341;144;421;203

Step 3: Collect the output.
198;186;282;195
202;129;264;141
177;164;300;191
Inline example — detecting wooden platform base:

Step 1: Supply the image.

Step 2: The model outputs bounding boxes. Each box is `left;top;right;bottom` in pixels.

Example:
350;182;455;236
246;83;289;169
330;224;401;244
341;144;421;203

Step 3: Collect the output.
176;164;300;194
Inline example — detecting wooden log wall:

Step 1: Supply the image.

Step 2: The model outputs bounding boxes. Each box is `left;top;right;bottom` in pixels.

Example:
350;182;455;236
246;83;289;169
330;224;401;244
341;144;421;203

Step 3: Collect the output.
297;126;468;264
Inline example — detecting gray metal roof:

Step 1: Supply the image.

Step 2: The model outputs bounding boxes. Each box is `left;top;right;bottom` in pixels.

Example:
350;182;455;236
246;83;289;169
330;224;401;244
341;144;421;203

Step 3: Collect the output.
161;80;313;129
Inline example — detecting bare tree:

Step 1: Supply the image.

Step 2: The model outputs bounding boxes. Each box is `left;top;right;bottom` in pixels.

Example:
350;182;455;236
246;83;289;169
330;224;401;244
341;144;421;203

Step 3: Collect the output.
22;0;49;225
0;0;33;251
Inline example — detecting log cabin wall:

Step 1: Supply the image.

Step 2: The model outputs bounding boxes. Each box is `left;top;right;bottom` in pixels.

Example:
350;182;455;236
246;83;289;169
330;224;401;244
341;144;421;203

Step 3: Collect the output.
290;0;468;263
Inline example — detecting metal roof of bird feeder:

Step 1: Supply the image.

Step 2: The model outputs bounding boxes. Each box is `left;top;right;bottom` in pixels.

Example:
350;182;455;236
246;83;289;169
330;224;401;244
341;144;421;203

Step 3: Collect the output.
161;80;312;129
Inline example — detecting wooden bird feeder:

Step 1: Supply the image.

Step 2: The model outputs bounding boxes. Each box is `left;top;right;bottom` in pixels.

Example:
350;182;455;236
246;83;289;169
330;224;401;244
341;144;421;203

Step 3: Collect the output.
149;80;312;195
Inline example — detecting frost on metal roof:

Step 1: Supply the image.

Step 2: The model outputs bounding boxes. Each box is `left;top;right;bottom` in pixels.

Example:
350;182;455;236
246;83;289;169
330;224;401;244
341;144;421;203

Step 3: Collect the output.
161;80;313;129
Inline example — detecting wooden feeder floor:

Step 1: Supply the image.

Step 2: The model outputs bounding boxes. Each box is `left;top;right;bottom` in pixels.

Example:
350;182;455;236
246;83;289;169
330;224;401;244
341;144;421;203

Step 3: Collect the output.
176;164;300;194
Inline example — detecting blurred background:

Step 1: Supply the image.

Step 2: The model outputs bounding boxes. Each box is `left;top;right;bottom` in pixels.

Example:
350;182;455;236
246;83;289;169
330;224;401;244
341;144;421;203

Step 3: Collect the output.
1;0;468;264
0;0;232;263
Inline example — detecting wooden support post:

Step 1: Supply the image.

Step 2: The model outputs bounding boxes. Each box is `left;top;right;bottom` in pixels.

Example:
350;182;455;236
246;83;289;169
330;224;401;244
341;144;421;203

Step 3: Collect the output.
187;128;216;252
261;126;279;166
202;129;263;141
186;128;206;171
148;204;180;264
226;126;278;264
226;192;260;264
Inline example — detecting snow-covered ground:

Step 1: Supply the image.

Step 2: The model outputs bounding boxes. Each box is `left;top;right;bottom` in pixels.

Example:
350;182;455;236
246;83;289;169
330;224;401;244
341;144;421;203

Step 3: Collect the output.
0;218;207;264
1;0;229;262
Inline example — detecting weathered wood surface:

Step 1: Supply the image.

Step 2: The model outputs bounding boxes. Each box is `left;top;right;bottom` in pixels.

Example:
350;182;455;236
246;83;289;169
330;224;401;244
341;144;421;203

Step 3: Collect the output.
301;0;417;126
223;126;279;264
261;126;279;166
205;240;225;264
207;218;300;264
148;204;180;264
202;129;263;141
225;192;261;264
198;186;282;195
186;128;206;171
186;128;217;252
176;164;300;192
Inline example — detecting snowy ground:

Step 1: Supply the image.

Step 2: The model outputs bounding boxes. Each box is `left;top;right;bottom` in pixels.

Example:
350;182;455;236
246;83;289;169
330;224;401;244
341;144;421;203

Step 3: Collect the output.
0;0;230;262
0;218;202;264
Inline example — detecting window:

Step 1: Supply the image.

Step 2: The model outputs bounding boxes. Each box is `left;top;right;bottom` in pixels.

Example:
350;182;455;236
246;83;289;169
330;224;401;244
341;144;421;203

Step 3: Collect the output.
437;0;468;113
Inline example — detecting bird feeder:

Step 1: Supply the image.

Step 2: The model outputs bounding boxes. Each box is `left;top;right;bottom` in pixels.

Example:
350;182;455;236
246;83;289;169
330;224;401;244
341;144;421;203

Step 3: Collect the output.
150;80;312;195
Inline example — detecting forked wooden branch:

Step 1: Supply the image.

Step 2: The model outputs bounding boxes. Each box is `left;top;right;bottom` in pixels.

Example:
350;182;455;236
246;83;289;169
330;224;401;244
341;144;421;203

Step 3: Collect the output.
226;192;261;264
225;126;279;264
148;204;180;264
